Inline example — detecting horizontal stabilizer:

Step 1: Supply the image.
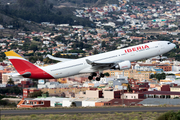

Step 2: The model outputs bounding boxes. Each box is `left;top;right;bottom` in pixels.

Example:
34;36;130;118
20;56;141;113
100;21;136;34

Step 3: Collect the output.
21;72;31;77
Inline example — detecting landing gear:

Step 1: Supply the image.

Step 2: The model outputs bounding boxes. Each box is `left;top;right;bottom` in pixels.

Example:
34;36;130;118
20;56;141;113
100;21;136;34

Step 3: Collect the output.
92;72;97;76
159;55;162;62
88;76;93;80
96;77;100;81
88;72;97;80
100;73;104;78
88;72;105;81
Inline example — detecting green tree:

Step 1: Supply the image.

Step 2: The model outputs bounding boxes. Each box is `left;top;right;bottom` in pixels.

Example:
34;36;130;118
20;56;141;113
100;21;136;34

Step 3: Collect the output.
104;72;110;77
71;102;76;107
7;78;14;86
93;48;99;54
33;37;40;41
49;3;53;9
28;91;42;98
0;58;3;62
0;86;22;95
151;73;166;81
101;35;107;38
54;35;65;42
156;111;180;120
127;84;132;92
101;41;106;47
29;44;38;52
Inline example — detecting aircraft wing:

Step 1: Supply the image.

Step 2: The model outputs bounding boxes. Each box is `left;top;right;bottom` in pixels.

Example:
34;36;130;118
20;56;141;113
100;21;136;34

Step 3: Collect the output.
46;54;75;62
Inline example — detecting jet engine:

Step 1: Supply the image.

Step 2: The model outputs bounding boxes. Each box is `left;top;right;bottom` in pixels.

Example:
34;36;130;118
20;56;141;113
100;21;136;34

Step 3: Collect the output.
113;60;131;70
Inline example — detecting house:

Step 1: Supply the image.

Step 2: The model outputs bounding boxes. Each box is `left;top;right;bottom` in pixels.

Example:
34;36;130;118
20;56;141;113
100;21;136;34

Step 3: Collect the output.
0;25;4;29
78;90;103;98
103;90;121;99
17;99;50;108
121;93;145;99
143;91;180;99
23;88;41;98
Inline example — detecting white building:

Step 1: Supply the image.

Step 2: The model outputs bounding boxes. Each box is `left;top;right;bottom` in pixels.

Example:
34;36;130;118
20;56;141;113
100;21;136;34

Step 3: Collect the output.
38;82;69;89
34;97;70;107
0;25;4;29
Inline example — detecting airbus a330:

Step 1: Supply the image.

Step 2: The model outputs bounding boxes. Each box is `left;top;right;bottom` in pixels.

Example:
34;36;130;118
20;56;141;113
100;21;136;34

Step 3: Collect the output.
5;41;175;81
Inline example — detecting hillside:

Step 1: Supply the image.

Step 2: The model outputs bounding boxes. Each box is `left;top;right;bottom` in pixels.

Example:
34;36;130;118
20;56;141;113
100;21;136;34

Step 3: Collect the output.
0;13;53;38
0;0;95;32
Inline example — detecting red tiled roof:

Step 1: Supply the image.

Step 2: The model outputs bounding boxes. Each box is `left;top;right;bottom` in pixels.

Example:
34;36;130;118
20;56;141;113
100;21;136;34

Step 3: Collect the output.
109;99;143;105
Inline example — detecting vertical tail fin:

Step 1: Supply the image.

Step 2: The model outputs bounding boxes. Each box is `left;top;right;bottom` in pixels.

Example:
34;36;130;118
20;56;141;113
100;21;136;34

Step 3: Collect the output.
5;51;54;79
5;51;37;73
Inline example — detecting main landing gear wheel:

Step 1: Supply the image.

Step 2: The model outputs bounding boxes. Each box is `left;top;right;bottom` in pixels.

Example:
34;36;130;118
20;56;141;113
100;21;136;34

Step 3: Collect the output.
88;76;93;80
88;72;104;81
96;77;100;81
88;72;97;80
100;73;104;78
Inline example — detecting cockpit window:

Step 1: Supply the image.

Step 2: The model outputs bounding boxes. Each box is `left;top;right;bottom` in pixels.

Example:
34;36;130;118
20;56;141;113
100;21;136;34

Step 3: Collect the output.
168;42;171;44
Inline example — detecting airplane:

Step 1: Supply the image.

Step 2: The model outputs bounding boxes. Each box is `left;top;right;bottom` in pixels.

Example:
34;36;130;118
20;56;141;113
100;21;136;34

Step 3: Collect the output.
5;41;175;81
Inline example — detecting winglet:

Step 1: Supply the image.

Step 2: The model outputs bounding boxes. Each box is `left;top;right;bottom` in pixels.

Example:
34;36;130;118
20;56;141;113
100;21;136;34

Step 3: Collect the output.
47;54;75;62
86;59;93;65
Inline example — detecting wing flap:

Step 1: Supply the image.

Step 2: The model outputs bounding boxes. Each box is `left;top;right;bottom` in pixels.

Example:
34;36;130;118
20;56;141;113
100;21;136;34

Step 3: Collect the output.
86;59;115;67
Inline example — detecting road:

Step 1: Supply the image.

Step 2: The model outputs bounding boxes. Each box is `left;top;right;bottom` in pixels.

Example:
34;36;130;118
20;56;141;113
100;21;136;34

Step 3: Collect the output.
1;107;180;115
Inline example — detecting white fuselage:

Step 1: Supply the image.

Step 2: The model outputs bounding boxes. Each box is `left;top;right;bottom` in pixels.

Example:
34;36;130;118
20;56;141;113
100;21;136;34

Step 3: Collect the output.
41;41;175;78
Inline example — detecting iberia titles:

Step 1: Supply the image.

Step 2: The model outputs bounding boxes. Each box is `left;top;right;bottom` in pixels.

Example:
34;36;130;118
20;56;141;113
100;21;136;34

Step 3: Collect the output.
124;45;149;53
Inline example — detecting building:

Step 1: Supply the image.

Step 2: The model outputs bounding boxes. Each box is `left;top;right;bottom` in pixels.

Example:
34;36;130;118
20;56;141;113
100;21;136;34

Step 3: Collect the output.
170;86;180;92
18;80;33;88
38;82;69;89
0;25;4;29
77;90;103;98
17;99;50;108
0;69;11;83
138;98;180;106
161;85;170;91
34;97;70;107
2;72;12;84
103;69;150;81
134;63;164;73
156;64;172;71
170;86;180;98
103;90;121;99
23;88;41;98
121;93;145;99
2;98;22;104
2;72;26;85
108;99;143;106
2;73;11;84
143;91;180;99
131;82;149;91
62;98;112;107
41;87;89;97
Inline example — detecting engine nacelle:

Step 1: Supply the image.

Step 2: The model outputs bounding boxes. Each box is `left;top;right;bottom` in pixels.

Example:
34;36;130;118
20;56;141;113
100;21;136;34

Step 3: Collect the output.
114;60;131;70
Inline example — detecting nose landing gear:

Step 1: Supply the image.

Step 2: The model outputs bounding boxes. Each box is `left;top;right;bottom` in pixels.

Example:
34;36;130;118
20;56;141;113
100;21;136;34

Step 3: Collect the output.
159;55;162;62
